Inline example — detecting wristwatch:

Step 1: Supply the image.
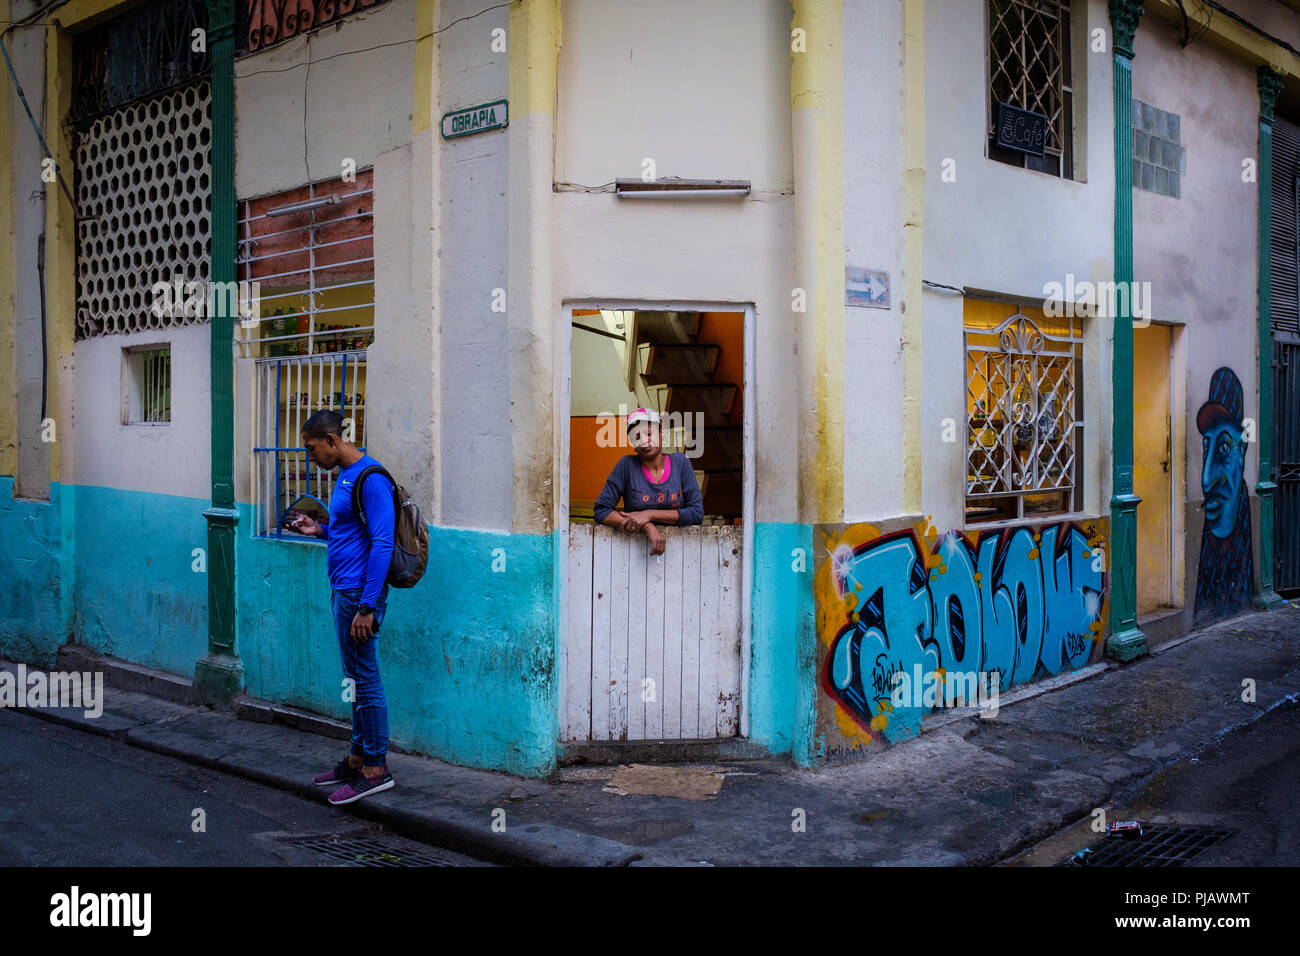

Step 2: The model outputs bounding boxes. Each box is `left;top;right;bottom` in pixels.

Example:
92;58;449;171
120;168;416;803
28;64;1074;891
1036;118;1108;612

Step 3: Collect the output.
357;604;375;616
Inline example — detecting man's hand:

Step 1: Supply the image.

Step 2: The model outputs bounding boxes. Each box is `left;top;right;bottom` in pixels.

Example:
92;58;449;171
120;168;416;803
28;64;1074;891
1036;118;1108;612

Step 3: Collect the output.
289;513;322;537
645;524;666;556
350;610;376;642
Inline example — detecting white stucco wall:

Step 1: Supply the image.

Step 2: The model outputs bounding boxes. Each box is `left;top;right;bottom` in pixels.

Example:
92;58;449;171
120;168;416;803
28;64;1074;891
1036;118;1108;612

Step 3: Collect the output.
1132;14;1262;573
73;323;213;498
554;0;797;524
842;0;906;523
435;0;512;530
234;0;417;198
921;0;1115;532
556;0;794;193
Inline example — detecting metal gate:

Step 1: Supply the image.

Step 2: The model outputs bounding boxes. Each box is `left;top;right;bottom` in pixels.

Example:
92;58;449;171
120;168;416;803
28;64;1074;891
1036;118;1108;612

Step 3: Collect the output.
1275;336;1300;592
564;524;742;742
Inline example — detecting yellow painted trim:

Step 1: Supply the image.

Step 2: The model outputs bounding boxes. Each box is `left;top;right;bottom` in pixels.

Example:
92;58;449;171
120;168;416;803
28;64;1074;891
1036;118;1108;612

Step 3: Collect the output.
1146;0;1300;78
44;17;76;485
47;0;118;31
902;0;924;515
0;0;16;477
792;0;845;523
506;0;560;535
509;0;560;118
413;0;435;134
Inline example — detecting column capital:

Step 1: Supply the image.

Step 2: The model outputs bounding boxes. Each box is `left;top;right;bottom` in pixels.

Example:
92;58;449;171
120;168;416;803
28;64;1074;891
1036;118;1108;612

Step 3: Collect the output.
1259;66;1284;125
1108;0;1145;59
205;0;234;34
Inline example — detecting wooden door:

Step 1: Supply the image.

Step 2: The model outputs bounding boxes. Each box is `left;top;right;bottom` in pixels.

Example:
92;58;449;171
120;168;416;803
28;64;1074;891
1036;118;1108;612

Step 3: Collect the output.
564;524;742;741
1134;323;1173;613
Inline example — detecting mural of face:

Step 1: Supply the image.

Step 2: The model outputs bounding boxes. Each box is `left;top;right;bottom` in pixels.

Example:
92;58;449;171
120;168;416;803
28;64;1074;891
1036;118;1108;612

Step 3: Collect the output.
1201;419;1244;539
1194;367;1255;626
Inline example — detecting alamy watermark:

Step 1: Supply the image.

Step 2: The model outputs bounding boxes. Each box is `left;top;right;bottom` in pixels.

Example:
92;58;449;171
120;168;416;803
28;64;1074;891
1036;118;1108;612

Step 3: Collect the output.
595;404;706;457
151;278;261;326
1042;273;1151;325
50;886;151;936
0;664;103;718
890;665;1000;718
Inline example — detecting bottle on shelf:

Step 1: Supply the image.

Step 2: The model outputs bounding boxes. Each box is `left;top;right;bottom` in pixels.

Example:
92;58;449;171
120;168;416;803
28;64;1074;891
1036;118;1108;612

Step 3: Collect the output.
269;310;287;356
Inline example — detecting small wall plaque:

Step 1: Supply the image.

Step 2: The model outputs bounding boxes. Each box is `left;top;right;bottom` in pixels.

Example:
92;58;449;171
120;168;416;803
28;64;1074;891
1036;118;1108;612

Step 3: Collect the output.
846;267;890;309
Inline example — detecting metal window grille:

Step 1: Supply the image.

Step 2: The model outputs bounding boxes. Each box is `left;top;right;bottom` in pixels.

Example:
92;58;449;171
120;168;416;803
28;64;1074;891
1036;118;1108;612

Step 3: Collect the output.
253;351;368;538
236;0;397;56
236;170;375;359
988;0;1073;178
69;0;210;126
125;346;172;424
74;81;213;338
966;309;1083;522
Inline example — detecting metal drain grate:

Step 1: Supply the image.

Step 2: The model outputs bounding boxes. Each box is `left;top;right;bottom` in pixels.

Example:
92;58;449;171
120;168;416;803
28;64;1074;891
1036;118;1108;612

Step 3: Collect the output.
286;837;473;867
1062;824;1235;867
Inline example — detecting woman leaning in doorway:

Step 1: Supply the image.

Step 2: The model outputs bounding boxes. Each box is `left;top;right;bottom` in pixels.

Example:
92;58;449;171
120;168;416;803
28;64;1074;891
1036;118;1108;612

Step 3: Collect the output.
592;408;704;553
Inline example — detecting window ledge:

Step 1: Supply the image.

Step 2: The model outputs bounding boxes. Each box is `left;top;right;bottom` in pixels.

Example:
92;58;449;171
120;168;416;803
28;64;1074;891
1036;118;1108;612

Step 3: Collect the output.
964;510;1102;533
984;152;1079;184
253;532;327;546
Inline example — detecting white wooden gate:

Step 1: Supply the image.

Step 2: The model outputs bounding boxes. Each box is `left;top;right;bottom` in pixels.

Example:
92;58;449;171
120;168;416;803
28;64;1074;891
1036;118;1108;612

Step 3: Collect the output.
565;524;743;741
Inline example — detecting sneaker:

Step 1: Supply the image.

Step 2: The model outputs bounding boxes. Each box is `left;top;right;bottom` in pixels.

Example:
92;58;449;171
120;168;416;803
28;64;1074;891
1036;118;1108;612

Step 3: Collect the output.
313;758;363;787
328;768;395;805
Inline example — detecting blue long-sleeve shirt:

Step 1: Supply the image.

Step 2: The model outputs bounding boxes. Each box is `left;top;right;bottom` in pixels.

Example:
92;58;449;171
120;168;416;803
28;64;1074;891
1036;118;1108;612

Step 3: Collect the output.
593;452;704;526
320;454;394;606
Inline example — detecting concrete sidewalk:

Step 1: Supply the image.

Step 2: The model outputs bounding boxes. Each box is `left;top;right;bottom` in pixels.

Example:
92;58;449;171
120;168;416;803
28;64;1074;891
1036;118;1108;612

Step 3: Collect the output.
6;605;1300;866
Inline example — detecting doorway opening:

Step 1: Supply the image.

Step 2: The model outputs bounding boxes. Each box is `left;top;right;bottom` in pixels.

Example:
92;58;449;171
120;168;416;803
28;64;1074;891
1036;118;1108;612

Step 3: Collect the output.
561;307;751;746
1134;322;1179;616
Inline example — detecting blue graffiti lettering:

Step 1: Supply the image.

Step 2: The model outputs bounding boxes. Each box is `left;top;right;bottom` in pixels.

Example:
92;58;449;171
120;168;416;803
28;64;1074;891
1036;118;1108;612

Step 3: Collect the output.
824;523;1104;743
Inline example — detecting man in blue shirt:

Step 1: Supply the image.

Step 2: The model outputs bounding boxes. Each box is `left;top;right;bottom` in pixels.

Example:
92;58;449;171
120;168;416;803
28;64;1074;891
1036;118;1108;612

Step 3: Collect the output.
287;409;397;805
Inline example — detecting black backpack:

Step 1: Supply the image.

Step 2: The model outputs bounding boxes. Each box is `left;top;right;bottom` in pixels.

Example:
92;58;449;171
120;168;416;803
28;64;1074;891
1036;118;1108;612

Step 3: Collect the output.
352;465;429;589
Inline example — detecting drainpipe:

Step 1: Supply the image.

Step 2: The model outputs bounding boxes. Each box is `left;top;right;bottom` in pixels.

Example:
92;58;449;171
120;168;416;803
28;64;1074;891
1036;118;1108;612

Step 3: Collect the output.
1105;0;1148;662
195;0;243;703
1255;66;1286;610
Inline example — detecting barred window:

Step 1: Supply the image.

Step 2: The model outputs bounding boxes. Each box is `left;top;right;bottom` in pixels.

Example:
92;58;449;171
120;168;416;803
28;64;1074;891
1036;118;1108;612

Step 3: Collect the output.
124;345;172;424
252;352;368;538
965;300;1083;523
236;169;375;360
240;171;375;539
988;0;1074;179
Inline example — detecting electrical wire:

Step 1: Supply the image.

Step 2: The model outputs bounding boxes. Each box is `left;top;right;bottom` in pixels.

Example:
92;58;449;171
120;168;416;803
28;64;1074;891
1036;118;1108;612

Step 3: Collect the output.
219;0;518;81
0;31;79;215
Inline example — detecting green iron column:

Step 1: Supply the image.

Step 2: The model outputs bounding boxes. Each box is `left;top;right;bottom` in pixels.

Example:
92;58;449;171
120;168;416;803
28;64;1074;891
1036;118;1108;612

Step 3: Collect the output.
1106;0;1148;661
195;0;243;702
1255;66;1286;610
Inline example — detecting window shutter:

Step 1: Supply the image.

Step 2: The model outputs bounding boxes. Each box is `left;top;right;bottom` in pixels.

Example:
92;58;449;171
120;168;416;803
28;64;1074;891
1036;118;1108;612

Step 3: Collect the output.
1271;117;1300;335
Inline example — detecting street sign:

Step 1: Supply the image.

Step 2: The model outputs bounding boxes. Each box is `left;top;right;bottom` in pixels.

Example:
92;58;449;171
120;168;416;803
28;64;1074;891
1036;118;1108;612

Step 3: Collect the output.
441;100;508;139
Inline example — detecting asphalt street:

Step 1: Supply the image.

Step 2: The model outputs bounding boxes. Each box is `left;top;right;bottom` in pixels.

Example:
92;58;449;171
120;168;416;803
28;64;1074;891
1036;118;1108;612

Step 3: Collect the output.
0;708;491;867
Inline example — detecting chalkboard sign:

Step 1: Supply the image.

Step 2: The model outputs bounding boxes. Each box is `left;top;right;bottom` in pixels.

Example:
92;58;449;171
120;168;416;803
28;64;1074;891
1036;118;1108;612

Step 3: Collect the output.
995;102;1048;157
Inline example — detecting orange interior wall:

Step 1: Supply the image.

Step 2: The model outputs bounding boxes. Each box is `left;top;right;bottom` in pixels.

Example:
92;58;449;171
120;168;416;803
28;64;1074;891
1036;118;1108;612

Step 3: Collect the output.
695;311;744;425
570;416;627;505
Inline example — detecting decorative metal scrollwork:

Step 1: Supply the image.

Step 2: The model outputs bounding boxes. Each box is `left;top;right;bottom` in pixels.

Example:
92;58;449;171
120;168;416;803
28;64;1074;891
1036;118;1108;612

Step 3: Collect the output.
238;0;391;55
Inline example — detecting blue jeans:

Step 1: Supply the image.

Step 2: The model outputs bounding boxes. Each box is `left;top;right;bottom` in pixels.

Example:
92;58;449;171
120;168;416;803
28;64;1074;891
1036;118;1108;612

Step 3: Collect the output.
332;585;390;767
